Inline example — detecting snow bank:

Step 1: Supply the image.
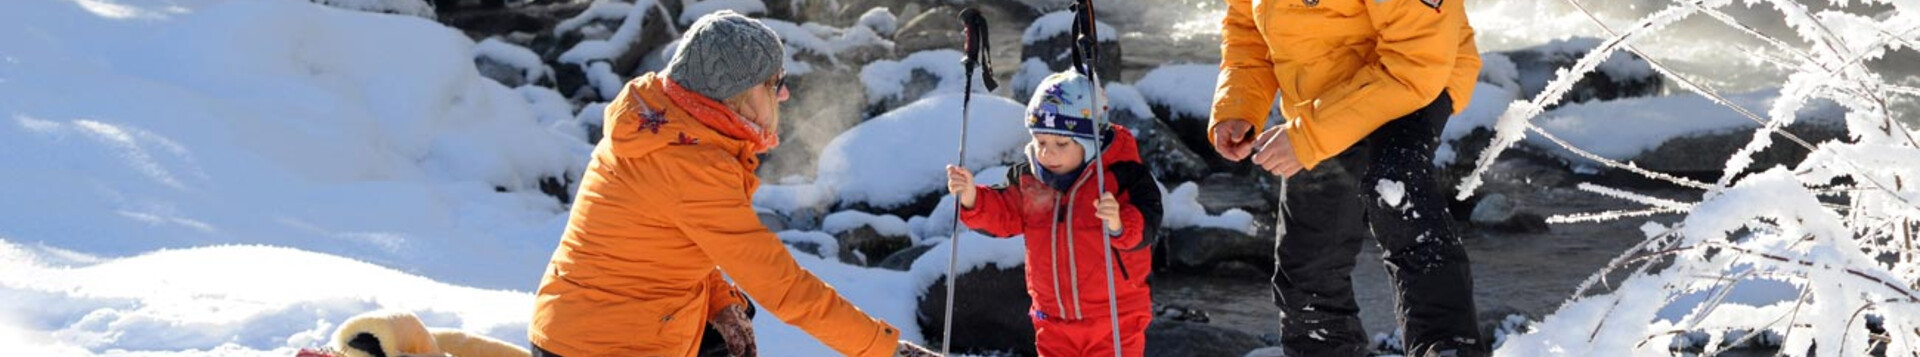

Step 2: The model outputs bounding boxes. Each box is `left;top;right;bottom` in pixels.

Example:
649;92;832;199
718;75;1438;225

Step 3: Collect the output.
0;239;533;355
0;0;586;290
860;50;995;107
1023;11;1118;44
678;0;767;25
1160;182;1257;235
817;93;1032;210
308;0;435;19
1133;64;1221;120
1526;89;1842;162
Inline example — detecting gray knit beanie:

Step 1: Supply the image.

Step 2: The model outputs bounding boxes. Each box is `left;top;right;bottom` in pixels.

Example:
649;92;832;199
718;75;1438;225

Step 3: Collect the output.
664;10;785;102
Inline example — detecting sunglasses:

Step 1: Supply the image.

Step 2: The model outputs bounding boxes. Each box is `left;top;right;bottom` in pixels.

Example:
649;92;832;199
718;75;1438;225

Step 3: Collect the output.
771;75;787;93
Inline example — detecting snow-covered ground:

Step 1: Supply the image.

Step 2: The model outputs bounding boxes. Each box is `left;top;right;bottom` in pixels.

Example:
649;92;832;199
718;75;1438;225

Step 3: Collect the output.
5;0;1917;355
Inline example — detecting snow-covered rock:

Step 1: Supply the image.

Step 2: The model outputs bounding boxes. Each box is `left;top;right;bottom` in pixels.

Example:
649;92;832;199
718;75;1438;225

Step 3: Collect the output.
1020;11;1122;86
473;38;556;88
1499;37;1663;108
856;7;898;35
822;210;914;266
1527;89;1846;175
1105;84;1212;184
553;0;674;101
907;233;1033;356
762;18;896;76
859;50;995;117
819;93;1030;216
892;6;965;56
1160;182;1266;268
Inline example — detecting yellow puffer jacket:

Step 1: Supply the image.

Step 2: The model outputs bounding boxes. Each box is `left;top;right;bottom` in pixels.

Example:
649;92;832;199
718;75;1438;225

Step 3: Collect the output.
1209;0;1481;169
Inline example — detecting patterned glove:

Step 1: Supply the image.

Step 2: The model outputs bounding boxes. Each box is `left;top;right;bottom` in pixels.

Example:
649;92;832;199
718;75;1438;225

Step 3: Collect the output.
710;304;757;357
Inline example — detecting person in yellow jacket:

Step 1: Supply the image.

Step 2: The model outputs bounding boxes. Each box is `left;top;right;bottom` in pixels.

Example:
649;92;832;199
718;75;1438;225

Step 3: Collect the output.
528;11;938;357
1207;0;1486;356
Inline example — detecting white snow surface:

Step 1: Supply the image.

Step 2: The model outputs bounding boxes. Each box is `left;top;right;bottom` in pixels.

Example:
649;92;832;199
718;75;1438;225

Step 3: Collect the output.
856;7;897;35
678;0;768;25
0;0;586;291
1132;64;1234;121
1526;89;1842;162
1022;11;1118;44
822;210;912;238
1160;182;1257;235
860;50;995;106
817;93;1033;210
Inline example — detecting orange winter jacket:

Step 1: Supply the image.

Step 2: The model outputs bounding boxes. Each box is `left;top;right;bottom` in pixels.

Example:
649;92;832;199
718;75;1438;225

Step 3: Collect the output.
530;73;900;357
1210;0;1481;169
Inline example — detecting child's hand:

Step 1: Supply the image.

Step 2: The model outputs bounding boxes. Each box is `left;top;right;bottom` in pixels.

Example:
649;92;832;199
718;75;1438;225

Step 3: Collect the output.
946;165;977;208
1096;192;1121;233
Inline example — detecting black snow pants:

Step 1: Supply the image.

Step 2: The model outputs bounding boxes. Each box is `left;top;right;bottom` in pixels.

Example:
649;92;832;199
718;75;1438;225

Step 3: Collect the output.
1270;92;1484;357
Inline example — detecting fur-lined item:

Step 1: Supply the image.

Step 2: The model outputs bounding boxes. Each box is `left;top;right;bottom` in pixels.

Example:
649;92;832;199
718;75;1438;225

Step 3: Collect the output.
330;309;529;357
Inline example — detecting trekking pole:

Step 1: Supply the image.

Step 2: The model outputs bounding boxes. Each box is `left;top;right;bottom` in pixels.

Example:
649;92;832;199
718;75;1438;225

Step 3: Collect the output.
1067;1;1124;356
942;8;996;356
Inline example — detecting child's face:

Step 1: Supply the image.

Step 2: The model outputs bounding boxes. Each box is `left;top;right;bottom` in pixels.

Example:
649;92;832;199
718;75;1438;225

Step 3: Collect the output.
1032;133;1085;175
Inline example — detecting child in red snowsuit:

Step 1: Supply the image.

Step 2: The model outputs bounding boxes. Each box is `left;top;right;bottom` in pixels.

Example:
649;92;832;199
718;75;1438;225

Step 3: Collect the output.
946;71;1161;357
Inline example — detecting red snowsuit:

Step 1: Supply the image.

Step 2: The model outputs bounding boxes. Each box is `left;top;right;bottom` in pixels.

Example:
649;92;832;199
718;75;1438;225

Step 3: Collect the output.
960;125;1161;357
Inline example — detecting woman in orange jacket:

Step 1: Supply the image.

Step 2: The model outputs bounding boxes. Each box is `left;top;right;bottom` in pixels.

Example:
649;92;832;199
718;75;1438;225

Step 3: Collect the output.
528;11;936;357
1207;0;1486;356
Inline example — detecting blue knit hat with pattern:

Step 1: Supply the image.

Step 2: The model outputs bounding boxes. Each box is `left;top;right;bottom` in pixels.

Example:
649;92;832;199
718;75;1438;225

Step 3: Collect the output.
1025;71;1106;163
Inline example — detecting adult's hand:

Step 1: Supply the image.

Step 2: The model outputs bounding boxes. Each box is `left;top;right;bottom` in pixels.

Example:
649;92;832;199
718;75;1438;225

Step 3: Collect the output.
1211;119;1255;161
1250;127;1304;178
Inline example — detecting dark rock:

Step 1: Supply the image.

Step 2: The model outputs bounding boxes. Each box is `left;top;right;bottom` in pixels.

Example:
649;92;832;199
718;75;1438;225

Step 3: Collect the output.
878;244;935;271
918;263;1036;356
1497;37;1663;109
1162;226;1270;269
1154;304;1212;324
1194;172;1276;216
1621;119;1849;179
835;190;947;222
1105;103;1210;185
757;210;788;233
893;6;965;56
1145;320;1268;357
438;6;553;38
831;225;912;267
